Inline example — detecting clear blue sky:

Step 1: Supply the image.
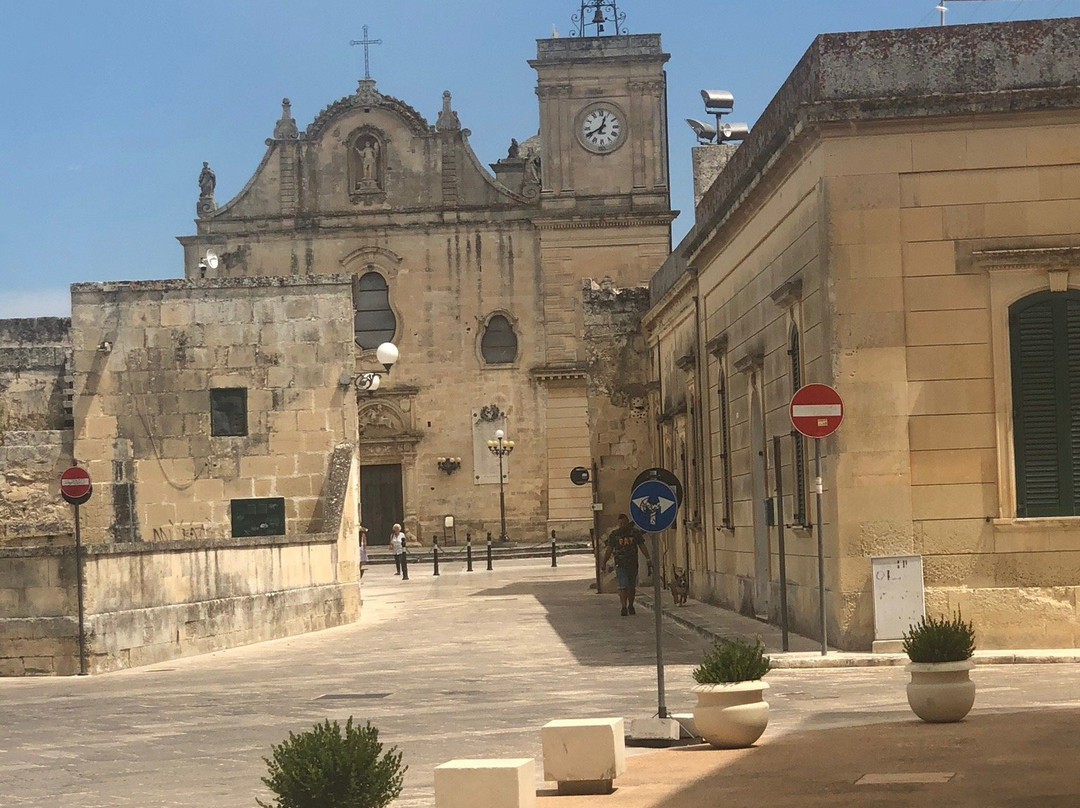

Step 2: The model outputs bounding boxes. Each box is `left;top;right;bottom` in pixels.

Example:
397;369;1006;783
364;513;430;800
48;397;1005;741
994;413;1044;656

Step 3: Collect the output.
2;1;1077;318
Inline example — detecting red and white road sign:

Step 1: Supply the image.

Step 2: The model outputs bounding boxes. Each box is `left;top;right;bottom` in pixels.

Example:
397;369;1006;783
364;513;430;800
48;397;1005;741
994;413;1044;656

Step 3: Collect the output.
60;466;92;503
790;384;844;438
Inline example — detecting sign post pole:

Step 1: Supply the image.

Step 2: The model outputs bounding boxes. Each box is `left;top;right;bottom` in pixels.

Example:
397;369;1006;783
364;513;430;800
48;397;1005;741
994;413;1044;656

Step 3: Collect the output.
74;503;87;675
814;438;827;656
629;475;679;722
60;465;93;676
652;532;666;719
789;383;843;658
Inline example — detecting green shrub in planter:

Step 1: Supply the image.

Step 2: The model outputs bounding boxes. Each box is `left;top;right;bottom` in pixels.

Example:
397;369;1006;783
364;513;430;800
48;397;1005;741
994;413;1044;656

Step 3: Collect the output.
258;718;406;808
902;611;976;663
693;638;771;684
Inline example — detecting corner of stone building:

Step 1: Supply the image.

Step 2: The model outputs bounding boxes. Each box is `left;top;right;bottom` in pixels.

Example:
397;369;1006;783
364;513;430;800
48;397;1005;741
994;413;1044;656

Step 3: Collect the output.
582;279;653;521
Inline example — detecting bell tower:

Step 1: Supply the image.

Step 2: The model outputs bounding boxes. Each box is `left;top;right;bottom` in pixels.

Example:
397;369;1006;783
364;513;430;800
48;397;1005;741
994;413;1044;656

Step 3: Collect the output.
530;6;671;214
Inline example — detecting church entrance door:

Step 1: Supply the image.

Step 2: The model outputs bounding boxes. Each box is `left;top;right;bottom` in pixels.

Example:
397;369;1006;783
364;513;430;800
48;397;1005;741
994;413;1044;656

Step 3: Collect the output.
361;464;404;549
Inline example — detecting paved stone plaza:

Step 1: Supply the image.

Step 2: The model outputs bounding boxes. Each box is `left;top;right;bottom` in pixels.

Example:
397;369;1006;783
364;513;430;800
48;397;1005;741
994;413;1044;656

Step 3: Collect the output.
2;557;1079;807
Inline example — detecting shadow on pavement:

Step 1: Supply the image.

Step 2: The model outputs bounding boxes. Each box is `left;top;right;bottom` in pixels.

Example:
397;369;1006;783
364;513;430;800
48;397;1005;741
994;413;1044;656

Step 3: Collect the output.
471;578;710;667
623;707;1080;808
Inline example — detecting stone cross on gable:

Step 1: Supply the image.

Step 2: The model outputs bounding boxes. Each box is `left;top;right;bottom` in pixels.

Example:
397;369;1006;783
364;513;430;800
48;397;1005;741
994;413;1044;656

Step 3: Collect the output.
349;25;383;80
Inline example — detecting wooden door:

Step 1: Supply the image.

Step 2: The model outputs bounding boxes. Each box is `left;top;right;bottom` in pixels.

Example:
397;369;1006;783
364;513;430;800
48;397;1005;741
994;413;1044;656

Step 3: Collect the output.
360;464;404;549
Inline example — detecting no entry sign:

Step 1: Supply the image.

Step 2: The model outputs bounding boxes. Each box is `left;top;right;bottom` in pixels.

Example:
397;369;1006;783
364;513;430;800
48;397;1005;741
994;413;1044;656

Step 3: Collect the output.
60;466;93;505
790;384;844;439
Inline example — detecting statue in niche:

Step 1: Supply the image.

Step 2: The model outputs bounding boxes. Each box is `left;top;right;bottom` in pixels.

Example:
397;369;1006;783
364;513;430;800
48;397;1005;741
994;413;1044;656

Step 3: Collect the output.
352;134;382;191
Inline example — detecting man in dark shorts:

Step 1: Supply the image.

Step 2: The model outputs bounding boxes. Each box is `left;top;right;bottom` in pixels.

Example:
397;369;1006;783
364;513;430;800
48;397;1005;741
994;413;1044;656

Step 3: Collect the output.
600;513;652;616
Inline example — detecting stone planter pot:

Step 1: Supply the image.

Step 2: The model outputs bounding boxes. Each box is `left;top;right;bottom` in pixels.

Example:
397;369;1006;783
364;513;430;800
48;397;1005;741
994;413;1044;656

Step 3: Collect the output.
691;681;770;748
905;659;976;723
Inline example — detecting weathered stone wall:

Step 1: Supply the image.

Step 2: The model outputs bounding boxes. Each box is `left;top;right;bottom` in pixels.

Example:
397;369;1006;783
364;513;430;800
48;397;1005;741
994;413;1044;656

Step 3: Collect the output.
0;444;362;675
0;431;74;546
69;277;357;545
583;281;653;534
0;318;74;546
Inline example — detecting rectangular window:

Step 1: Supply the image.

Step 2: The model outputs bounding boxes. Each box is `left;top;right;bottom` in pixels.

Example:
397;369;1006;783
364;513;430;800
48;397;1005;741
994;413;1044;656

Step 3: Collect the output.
718;368;734;529
211;388;247;437
230;497;286;538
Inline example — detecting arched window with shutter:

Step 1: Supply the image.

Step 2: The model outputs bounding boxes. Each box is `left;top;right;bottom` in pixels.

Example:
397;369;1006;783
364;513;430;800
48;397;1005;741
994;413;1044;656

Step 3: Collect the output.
1010;290;1080;517
353;271;396;350
481;314;518;365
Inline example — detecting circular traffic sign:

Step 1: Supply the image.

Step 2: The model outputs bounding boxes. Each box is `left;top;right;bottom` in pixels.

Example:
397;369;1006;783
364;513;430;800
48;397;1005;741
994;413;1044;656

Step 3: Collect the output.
790;384;844;438
60;466;93;505
632;467;683;508
629;479;679;533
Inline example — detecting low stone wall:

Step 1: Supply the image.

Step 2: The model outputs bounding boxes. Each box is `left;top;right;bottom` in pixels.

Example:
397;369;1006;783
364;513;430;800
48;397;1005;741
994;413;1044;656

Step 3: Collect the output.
0;445;363;675
0;534;359;675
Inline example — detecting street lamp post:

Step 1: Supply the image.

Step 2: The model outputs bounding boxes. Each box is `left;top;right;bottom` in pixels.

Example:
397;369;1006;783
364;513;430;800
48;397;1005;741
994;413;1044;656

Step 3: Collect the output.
486;428;515;542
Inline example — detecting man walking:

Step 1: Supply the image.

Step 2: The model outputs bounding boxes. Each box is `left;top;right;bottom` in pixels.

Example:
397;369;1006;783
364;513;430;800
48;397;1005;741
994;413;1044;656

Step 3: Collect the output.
601;513;652;616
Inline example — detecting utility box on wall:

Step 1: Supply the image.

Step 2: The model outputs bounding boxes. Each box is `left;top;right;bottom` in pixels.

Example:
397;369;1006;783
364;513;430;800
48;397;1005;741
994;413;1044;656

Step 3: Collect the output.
870;554;925;653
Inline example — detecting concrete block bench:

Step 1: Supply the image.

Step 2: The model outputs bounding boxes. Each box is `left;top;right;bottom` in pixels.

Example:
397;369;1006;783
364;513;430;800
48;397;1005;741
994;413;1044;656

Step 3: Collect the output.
541;717;626;795
434;758;536;808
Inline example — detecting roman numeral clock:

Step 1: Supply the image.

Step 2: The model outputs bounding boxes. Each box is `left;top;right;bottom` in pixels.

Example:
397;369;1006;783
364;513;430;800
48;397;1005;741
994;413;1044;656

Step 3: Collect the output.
577;104;626;152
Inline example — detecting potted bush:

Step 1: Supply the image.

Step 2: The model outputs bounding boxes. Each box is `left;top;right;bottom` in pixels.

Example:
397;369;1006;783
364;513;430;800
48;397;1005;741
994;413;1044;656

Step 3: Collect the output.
902;611;977;723
259;717;406;808
691;638;771;748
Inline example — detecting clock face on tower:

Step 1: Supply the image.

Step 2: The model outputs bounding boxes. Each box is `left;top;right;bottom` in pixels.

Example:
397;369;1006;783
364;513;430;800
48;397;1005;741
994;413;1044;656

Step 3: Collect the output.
578;105;625;153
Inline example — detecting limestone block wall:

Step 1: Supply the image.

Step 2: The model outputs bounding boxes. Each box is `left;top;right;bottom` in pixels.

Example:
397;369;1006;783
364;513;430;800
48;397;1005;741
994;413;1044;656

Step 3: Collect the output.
0;546;79;675
583;282;653;537
862;117;1080;649
692;145;828;636
0;444;362;675
0;318;75;546
0;430;74;546
68;277;357;544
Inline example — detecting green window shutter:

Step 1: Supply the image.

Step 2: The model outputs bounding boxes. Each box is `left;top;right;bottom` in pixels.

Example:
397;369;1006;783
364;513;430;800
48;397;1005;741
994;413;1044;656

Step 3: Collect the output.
1010;292;1079;517
1068;298;1080;512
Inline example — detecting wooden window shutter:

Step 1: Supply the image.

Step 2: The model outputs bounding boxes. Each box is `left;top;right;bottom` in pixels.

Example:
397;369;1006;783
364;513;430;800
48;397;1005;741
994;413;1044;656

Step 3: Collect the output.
1009;291;1080;517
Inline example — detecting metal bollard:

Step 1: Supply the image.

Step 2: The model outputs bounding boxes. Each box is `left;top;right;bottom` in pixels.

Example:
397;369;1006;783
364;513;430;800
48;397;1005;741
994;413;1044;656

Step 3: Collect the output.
401;549;410;581
486;531;493;571
433;540;440;576
466;532;473;572
551;529;558;568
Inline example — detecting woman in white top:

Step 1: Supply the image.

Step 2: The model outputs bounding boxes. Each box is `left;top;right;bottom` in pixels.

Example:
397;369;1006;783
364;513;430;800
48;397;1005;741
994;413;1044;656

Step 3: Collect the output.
390;523;406;575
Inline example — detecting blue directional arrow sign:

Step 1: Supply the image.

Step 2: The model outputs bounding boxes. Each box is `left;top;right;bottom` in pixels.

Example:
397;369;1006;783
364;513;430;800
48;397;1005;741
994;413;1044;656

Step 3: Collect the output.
629;480;679;533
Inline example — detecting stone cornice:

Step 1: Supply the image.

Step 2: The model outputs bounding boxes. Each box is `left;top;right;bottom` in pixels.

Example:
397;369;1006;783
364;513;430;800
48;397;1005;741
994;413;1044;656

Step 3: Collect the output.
970;246;1080;271
533;212;676;231
770;277;804;308
530;362;589;382
705;333;728;357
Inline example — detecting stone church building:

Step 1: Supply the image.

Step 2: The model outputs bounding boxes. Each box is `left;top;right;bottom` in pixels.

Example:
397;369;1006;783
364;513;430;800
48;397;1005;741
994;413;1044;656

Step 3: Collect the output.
0;22;670;673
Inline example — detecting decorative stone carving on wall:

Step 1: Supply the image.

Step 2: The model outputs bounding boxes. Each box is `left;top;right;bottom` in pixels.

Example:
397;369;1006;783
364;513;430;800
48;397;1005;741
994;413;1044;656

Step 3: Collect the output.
475;403;505;424
273;97;299;140
358;400;405;435
348;128;386;202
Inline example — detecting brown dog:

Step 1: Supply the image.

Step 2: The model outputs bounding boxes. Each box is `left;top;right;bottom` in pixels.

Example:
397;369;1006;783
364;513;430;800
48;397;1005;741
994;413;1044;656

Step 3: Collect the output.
670;566;689;606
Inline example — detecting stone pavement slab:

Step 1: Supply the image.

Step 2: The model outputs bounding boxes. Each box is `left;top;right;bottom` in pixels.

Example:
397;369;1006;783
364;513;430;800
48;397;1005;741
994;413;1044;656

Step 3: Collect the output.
2;558;1079;808
548;707;1080;808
